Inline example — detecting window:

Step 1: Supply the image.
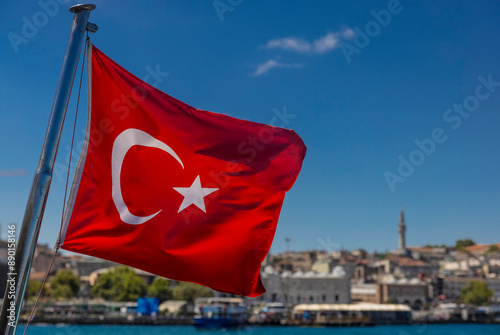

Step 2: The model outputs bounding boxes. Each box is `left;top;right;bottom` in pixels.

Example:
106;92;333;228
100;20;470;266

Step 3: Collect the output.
335;294;339;302
322;295;326;302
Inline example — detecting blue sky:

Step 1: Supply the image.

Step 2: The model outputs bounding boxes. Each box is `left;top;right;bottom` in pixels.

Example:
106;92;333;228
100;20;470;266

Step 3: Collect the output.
1;0;499;254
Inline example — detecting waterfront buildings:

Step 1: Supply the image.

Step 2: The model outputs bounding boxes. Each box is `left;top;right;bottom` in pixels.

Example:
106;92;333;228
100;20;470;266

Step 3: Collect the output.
443;276;500;303
1;210;499;310
291;303;412;325
351;278;430;308
217;265;351;305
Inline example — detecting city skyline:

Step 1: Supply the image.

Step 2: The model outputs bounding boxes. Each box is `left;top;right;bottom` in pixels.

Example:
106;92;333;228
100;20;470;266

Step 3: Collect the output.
1;1;500;254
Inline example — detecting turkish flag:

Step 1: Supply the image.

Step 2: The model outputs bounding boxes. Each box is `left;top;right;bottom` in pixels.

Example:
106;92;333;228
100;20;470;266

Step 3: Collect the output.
60;44;306;297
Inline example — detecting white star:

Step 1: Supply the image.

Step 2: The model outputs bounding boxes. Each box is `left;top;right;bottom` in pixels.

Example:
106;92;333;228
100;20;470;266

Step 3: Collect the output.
173;175;218;213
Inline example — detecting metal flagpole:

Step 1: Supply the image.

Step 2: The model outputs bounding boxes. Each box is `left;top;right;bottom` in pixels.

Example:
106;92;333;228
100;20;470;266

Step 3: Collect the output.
0;4;96;334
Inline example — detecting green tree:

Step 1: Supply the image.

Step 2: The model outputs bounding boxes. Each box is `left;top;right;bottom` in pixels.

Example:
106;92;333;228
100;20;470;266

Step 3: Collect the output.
147;277;173;302
455;239;476;250
91;266;147;301
26;280;49;300
172;282;212;302
424;244;447;248
486;244;499;253
375;251;390;259
50;270;80;300
460;281;493;306
271;256;282;266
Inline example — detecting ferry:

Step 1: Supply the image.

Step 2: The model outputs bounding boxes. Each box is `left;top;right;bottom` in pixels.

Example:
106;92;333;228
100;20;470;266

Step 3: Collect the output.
194;297;248;329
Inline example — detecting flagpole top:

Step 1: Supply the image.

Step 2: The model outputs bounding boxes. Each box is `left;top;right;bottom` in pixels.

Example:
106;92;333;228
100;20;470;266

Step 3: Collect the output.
69;4;96;13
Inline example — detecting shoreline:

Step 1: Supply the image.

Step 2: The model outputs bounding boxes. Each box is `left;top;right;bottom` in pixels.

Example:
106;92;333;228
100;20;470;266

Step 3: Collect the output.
19;316;500;327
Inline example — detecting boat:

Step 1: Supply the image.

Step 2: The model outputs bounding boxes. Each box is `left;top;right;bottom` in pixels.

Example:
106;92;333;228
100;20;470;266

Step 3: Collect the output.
260;302;288;324
193;297;248;329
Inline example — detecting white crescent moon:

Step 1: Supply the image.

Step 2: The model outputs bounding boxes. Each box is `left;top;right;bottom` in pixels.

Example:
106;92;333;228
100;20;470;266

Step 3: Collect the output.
111;128;184;225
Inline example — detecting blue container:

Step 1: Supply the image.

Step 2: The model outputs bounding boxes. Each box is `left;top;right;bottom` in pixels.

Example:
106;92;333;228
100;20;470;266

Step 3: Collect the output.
137;297;159;316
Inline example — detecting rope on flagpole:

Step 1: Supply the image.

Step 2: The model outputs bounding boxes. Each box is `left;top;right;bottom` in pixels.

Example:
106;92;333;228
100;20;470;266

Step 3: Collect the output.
22;34;89;335
55;34;90;248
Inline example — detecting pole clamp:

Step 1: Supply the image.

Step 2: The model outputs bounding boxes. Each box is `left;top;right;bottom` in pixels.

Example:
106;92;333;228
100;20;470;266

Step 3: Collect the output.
86;22;98;33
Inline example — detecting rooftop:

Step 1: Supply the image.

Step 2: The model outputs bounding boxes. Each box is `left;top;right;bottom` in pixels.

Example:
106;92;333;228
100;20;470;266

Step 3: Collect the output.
398;258;429;267
293;303;411;312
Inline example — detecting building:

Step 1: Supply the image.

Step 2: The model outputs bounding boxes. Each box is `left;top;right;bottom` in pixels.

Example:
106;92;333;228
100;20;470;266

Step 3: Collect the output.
440;256;480;277
351;278;431;308
311;258;339;274
339;256;357;279
273;251;324;272
378;278;431;308
244;265;350;305
395;258;435;278
443;276;500;303
372;258;399;276
443;276;479;300
291;303;412;325
353;259;378;282
71;256;116;277
486;277;500;303
465;243;500;256
31;243;63;274
407;246;447;261
285;267;350;305
351;284;378;303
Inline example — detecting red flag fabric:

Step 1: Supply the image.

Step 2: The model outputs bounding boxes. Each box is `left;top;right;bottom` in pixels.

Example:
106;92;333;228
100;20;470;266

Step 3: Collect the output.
60;44;306;297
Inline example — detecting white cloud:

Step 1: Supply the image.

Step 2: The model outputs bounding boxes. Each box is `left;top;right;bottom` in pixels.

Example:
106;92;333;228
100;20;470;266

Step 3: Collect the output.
253;28;354;76
264;37;311;53
252;59;303;76
313;33;340;53
341;28;355;39
262;28;355;55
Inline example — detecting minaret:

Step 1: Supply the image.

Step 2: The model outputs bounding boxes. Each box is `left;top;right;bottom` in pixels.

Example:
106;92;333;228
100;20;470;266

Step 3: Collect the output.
398;210;406;251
